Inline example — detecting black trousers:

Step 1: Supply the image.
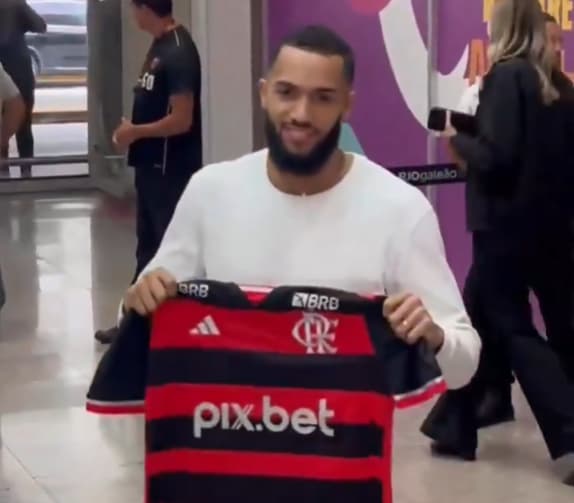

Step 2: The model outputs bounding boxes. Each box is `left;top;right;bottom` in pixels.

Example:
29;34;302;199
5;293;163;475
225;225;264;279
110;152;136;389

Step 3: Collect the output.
422;226;574;460
463;259;515;391
131;170;187;284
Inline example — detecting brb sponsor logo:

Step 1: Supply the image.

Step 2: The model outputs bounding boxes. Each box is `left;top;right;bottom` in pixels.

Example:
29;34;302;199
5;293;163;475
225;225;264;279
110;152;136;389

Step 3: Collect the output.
178;282;209;298
193;396;335;439
292;292;340;311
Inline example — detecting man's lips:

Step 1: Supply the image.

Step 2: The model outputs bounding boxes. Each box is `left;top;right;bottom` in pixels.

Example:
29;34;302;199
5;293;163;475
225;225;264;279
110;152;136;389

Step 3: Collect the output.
282;127;315;142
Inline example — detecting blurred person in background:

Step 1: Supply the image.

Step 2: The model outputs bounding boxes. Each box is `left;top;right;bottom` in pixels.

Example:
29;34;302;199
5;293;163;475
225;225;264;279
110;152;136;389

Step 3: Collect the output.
0;61;25;304
0;62;25;163
95;0;202;344
0;0;46;178
421;0;574;486
451;10;573;434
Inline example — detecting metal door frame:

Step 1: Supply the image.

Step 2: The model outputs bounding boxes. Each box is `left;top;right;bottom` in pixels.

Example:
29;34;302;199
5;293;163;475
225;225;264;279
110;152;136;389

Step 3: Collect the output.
425;0;439;209
252;0;267;150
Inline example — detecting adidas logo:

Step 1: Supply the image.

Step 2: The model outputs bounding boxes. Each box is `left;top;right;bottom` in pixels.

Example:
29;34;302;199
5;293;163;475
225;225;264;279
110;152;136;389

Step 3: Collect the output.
190;315;221;336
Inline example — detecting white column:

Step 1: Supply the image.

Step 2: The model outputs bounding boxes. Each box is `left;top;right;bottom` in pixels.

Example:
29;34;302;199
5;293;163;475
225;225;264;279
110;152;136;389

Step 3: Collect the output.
191;0;257;165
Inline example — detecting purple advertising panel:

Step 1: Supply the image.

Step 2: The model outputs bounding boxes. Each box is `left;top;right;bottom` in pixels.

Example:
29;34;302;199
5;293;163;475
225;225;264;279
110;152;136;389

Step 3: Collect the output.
267;0;574;289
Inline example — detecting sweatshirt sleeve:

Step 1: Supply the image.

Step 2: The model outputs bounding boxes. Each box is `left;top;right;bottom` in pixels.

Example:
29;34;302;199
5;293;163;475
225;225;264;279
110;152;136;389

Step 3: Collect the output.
116;174;205;323
387;207;481;389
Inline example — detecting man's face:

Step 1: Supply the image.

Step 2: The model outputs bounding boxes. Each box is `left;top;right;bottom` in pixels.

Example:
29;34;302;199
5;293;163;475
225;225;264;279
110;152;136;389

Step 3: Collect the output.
131;3;151;31
546;21;563;68
260;46;354;176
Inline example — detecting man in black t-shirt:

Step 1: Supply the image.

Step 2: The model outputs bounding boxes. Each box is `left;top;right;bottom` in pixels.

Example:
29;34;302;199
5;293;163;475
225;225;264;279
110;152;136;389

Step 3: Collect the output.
95;0;202;344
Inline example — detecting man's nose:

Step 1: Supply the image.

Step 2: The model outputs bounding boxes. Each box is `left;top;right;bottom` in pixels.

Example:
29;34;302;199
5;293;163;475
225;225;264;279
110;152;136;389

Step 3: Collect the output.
290;97;312;123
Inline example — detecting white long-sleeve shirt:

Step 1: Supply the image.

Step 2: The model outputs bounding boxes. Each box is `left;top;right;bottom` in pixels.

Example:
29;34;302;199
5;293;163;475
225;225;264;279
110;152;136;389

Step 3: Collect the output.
141;149;481;389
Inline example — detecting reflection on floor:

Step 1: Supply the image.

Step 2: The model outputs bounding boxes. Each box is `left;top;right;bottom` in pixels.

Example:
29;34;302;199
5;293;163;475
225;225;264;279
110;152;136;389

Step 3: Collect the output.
0;192;572;503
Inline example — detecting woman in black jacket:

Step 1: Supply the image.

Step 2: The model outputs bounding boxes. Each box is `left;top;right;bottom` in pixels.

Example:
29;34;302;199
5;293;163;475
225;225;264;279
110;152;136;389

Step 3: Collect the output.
421;0;574;485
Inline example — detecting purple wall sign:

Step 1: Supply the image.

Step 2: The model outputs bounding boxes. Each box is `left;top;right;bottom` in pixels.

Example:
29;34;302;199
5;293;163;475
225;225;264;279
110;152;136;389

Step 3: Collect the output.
266;0;574;289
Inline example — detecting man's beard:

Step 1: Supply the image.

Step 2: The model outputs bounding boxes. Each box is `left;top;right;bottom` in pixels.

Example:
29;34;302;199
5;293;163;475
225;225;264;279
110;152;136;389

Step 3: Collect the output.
265;114;342;177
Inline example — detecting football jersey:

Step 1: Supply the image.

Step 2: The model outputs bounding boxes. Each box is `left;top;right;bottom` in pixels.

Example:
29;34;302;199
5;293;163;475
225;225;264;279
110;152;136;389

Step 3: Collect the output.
144;280;446;503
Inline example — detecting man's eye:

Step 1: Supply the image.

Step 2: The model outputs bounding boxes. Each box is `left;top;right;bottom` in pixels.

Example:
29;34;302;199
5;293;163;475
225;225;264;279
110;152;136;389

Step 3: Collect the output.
317;94;334;103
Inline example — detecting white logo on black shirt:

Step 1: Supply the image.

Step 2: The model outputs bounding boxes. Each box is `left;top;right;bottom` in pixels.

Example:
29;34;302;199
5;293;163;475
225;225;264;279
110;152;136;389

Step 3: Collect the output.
140;72;155;91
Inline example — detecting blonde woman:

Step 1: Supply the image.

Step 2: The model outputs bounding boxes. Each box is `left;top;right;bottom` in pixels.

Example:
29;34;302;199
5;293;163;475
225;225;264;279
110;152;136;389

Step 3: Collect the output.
422;0;574;485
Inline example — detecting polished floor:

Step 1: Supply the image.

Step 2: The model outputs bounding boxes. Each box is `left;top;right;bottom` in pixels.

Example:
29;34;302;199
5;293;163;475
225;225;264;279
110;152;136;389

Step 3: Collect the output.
0;192;572;503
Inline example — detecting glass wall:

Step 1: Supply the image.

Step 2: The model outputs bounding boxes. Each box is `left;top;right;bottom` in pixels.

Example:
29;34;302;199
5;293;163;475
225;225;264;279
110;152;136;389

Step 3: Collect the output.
2;0;88;180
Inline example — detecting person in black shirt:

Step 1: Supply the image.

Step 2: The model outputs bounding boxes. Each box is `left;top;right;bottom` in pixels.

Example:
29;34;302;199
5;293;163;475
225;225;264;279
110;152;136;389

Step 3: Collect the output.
0;0;46;178
421;0;574;486
95;0;202;344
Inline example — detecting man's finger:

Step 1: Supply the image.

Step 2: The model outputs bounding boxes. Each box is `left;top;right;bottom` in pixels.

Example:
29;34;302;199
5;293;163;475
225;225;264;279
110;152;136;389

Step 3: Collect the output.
156;269;178;297
402;306;427;333
405;318;433;345
382;292;411;317
388;295;421;327
148;273;169;306
137;280;159;314
129;296;149;317
394;305;426;338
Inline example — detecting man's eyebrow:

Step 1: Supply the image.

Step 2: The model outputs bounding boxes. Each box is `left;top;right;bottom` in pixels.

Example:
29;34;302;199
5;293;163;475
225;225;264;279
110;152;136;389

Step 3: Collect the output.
273;81;337;93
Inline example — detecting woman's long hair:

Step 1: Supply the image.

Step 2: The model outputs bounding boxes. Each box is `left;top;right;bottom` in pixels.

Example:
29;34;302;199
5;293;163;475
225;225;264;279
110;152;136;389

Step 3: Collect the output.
488;0;558;104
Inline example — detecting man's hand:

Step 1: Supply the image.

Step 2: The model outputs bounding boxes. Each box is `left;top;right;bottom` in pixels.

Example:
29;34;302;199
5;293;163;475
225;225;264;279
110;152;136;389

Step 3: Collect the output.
113;117;140;152
124;268;178;316
383;293;445;351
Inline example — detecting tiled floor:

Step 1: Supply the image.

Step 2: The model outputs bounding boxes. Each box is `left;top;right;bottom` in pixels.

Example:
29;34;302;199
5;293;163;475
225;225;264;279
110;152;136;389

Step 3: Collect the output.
0;192;572;502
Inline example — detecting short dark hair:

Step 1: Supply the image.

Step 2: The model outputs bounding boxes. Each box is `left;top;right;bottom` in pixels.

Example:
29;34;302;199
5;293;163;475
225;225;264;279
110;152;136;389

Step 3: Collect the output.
270;25;355;84
132;0;172;17
543;12;558;24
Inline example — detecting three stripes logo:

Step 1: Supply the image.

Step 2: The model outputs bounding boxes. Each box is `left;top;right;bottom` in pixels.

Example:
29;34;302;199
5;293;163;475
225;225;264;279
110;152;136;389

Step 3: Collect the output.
190;315;221;336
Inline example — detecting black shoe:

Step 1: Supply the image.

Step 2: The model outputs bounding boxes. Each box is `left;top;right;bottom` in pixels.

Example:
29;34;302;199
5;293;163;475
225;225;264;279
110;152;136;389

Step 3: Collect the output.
476;387;516;428
430;441;477;461
95;326;120;344
421;391;478;462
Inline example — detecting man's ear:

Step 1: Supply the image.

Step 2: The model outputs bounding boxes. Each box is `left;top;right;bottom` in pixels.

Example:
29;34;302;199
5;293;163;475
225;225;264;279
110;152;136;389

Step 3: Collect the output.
259;78;268;109
342;90;355;122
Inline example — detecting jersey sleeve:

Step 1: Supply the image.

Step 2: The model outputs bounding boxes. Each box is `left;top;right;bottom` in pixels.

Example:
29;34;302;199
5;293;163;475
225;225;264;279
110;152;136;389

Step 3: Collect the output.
374;327;446;409
388;343;447;409
164;43;201;97
365;309;446;409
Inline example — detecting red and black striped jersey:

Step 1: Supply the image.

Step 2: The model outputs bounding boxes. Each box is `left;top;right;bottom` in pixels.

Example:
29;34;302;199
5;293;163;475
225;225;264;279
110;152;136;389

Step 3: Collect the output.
144;280;446;503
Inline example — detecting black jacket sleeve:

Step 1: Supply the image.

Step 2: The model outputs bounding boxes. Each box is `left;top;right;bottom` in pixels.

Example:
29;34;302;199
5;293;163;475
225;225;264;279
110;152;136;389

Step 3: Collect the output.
450;61;526;178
